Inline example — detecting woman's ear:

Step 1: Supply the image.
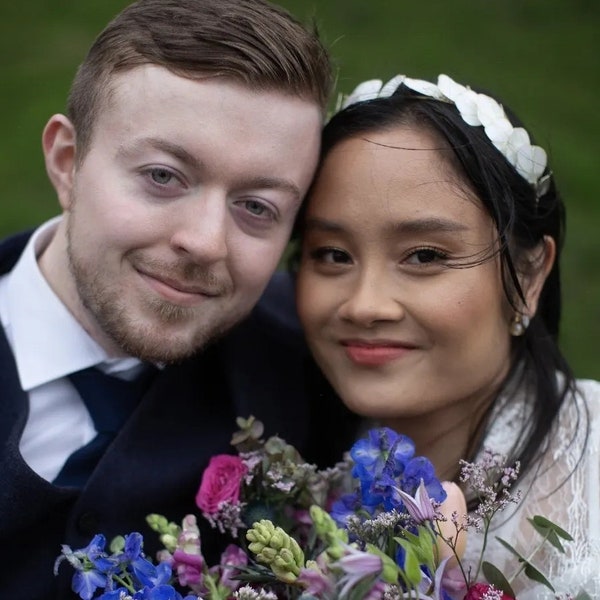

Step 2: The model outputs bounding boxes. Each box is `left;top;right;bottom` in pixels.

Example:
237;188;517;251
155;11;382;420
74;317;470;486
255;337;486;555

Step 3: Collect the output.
521;235;556;317
42;114;77;211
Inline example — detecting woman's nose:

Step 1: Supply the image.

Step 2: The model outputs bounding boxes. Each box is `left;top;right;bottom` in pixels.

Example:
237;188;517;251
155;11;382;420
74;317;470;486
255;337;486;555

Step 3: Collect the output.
337;270;405;327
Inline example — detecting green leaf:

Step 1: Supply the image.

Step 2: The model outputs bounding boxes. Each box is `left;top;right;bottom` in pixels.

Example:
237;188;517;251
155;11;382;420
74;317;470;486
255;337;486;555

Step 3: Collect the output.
397;540;423;587
523;562;555;592
574;592;592;600
496;537;526;561
481;562;516;598
394;530;420;546
527;518;565;553
347;575;379;600
530;515;573;540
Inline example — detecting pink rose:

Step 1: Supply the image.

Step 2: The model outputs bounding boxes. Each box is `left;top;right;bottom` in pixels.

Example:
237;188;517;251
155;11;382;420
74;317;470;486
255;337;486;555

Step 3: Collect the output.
196;454;247;515
464;583;515;600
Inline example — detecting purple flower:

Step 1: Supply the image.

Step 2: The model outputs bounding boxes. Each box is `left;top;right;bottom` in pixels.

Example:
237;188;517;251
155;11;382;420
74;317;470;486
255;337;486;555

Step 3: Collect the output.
297;565;335;596
218;544;248;590
334;546;383;597
394;479;435;524
173;549;203;588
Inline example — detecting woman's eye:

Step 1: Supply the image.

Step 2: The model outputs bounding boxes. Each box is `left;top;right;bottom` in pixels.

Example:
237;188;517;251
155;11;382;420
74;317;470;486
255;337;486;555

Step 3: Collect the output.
406;248;447;264
148;167;175;186
310;247;352;264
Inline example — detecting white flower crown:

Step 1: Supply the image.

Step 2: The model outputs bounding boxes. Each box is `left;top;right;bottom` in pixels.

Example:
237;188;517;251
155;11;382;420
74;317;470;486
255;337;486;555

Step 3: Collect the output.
338;74;551;198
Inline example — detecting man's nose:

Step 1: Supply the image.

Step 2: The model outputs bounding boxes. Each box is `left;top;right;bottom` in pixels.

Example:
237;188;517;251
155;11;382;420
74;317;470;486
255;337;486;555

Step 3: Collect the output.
169;192;229;264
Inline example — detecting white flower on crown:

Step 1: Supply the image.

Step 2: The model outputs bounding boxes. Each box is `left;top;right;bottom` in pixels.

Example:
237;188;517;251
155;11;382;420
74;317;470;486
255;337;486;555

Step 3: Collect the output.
339;73;550;197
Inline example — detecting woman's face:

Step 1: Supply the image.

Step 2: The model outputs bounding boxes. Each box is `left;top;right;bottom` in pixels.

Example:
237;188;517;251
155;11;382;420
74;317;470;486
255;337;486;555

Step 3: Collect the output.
296;126;513;436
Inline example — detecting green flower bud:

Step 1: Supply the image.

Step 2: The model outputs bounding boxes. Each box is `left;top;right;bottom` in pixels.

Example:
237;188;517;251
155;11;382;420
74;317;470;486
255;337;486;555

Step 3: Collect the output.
309;505;348;552
246;519;276;548
246;519;305;583
258;547;278;563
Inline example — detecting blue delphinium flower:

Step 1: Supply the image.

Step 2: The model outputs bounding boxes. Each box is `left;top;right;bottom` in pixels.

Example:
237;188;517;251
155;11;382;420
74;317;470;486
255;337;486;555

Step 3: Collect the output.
351;428;415;482
54;534;117;600
330;491;363;527
118;532;171;588
97;584;187;600
334;428;447;528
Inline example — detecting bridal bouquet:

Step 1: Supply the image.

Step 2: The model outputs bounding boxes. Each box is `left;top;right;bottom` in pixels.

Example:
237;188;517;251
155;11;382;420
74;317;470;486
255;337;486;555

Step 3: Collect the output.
55;417;588;600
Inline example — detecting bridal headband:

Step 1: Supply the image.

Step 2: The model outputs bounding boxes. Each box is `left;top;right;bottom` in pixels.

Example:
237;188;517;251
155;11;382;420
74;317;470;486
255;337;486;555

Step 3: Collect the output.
338;74;551;199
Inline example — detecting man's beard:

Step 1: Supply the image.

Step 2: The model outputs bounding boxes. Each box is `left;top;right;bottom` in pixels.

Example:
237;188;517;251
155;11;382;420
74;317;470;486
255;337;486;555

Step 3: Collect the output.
66;233;239;364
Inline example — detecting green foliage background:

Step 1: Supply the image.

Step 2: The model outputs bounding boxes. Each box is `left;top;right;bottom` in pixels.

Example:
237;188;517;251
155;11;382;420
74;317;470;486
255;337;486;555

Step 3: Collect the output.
0;1;597;377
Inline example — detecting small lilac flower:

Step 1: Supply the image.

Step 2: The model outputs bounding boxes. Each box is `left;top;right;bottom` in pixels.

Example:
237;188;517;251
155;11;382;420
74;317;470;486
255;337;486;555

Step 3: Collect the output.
334;546;383;597
297;564;335;596
394;479;436;524
363;580;387;600
218;544;248;590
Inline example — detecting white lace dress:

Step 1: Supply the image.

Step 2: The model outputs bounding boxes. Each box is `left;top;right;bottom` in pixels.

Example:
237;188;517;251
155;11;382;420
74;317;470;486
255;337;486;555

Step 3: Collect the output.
461;378;600;599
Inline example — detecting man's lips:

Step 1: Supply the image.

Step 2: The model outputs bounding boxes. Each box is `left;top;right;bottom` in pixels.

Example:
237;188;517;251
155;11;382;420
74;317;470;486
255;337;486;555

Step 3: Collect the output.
137;269;222;305
341;339;416;366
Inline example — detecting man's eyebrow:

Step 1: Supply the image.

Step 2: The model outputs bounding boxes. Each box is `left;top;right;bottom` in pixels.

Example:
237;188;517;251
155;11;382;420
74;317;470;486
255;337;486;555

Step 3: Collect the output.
304;216;469;234
239;176;301;202
116;138;202;170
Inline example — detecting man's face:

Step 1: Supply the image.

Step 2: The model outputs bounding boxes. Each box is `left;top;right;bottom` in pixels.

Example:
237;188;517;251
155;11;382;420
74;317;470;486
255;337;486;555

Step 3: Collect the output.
44;65;322;362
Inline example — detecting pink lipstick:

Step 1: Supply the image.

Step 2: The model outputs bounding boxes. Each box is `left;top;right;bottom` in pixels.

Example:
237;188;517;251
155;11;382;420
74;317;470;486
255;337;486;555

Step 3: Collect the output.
342;341;413;366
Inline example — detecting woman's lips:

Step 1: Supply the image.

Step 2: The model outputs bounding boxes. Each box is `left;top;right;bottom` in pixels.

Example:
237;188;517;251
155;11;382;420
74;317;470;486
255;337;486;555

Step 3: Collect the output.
342;341;414;366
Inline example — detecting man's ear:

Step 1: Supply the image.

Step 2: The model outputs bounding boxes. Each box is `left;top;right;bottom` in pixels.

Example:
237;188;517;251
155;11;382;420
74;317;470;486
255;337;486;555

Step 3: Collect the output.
42;114;77;211
520;235;556;317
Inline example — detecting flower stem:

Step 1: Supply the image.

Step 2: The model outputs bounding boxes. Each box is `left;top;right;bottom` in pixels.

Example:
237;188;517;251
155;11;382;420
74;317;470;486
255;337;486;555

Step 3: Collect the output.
113;573;136;594
507;530;551;583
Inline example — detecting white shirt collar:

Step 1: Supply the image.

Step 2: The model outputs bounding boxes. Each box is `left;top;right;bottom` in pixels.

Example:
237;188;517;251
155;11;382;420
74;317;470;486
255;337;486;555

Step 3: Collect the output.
0;217;141;391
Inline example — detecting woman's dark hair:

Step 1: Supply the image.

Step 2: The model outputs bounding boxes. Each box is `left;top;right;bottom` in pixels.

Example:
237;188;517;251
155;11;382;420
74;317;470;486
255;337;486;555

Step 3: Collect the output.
292;82;582;491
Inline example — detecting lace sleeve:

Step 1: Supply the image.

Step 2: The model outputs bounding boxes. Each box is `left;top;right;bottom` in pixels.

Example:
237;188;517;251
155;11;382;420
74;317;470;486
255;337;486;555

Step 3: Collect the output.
461;379;600;599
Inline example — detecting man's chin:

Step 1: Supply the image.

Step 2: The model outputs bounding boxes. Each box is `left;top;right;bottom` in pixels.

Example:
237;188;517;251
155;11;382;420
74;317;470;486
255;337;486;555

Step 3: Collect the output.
109;315;246;364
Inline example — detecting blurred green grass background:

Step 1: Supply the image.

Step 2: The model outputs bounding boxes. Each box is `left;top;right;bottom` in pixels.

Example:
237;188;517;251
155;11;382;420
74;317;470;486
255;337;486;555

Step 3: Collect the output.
0;1;597;378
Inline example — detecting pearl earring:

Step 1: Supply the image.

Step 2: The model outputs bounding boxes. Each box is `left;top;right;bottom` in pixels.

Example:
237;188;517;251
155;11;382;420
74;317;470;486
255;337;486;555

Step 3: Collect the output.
509;314;530;336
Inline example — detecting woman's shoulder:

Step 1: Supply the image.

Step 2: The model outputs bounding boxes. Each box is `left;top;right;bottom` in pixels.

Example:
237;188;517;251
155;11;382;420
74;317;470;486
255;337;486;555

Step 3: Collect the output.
571;377;600;427
575;377;600;402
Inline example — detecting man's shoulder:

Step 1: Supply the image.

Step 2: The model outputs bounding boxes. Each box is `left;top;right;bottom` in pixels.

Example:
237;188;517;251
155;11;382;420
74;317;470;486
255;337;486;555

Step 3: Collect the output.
252;270;302;339
0;230;33;275
226;271;304;347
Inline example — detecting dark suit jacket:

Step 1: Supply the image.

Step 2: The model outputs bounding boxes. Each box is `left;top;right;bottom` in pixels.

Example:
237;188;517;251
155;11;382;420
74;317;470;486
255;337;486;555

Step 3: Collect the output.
0;231;357;598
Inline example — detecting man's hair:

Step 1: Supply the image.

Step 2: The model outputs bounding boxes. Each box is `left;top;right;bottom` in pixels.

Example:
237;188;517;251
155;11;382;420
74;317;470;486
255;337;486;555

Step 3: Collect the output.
67;0;332;159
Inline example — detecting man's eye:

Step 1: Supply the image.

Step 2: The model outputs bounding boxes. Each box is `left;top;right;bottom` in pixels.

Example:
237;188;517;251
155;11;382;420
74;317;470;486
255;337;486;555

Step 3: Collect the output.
149;168;174;185
245;200;268;216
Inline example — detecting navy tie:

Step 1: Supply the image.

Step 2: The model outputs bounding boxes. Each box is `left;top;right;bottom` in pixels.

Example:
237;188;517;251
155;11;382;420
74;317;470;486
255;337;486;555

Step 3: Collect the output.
53;366;156;488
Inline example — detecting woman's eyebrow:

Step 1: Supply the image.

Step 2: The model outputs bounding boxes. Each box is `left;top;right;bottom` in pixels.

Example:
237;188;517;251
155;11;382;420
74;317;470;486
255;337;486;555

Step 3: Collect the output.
304;216;468;234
